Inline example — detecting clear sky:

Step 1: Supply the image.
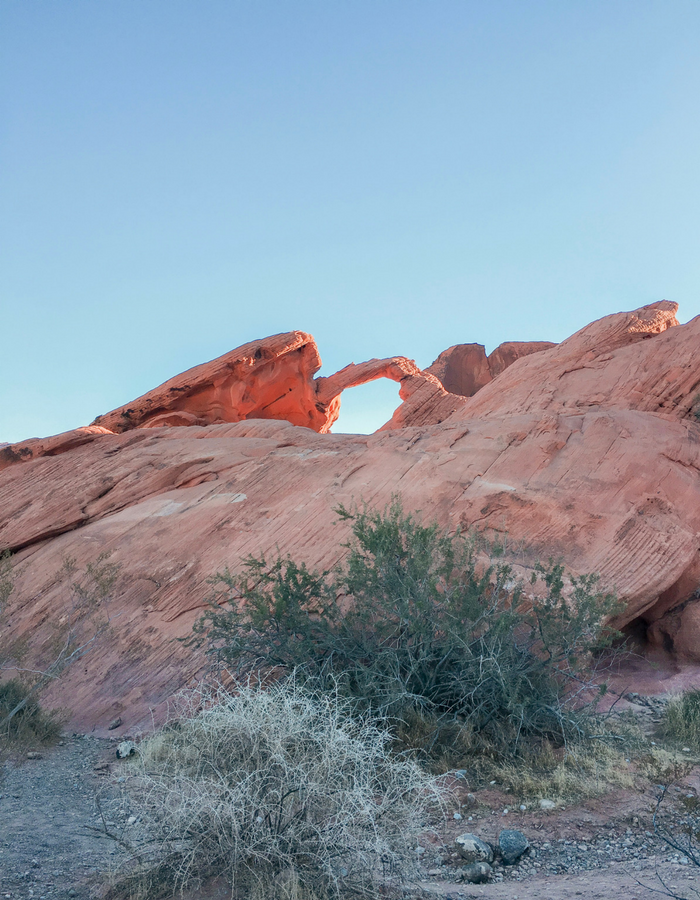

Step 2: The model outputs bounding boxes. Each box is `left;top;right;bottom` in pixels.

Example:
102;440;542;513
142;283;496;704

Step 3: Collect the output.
1;1;699;441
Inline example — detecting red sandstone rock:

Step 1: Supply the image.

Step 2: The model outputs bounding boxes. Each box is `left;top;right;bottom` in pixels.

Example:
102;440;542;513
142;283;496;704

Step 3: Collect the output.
315;356;468;431
0;425;114;473
447;300;685;420
86;331;462;438
2;328;542;474
91;331;329;433
426;343;493;397
2;301;700;733
425;340;556;397
487;340;558;379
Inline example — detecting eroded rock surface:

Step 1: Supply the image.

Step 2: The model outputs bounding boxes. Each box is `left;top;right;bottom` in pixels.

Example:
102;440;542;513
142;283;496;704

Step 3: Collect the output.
91;331;329;433
449;300;686;420
3;327;548;468
2;301;700;731
426;340;556;397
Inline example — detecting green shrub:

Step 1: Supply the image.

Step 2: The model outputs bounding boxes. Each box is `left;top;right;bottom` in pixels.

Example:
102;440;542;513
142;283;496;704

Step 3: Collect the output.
658;690;700;750
691;393;700;421
191;499;620;762
107;680;445;900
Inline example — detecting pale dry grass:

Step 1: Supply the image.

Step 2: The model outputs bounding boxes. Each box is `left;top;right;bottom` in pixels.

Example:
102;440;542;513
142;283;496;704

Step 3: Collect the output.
491;739;635;802
658;691;700;752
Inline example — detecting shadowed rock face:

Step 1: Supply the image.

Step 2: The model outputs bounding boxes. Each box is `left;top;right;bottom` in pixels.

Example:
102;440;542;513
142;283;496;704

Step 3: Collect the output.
426;341;556;397
2;300;700;733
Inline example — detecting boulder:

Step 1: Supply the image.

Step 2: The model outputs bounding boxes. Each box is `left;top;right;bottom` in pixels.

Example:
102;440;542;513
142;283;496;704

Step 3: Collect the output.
116;741;137;759
426;343;493;397
460;862;492;884
498;829;529;864
455;833;494;864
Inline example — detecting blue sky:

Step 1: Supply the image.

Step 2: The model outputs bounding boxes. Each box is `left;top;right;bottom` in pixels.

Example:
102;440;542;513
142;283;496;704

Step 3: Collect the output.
2;1;699;440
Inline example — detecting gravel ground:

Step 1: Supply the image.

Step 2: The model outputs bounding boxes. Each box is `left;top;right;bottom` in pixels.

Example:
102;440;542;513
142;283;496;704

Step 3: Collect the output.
3;726;700;900
0;734;125;900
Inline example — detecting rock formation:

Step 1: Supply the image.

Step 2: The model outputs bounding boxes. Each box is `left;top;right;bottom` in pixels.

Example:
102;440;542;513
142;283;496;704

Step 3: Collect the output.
425;340;556;397
91;331;328;433
2;300;700;733
86;332;468;438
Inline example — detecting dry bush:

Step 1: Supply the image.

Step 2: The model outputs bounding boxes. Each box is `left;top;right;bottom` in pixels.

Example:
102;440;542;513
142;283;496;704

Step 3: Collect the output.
0;678;63;750
1;551;120;737
0;553;62;751
108;679;446;899
0;549;13;611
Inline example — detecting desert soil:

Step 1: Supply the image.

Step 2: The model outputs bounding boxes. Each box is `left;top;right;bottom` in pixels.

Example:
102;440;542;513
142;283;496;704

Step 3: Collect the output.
2;727;700;900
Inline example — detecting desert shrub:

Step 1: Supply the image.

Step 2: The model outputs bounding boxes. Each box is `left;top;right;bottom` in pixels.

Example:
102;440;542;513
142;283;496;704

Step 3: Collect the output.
191;499;620;762
0;551;119;740
657;691;700;751
1;555;62;749
691;393;700;421
0;678;62;747
108;680;445;900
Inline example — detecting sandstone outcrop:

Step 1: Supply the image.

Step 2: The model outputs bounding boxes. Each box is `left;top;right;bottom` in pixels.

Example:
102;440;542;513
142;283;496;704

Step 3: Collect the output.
314;356;468;431
425;340;556;397
449;300;687;420
87;330;467;438
91;331;329;433
2;301;700;733
0;425;113;473
5;330;546;474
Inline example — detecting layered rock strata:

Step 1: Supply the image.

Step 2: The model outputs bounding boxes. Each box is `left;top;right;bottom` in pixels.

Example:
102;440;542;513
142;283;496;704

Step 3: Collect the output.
2;301;700;733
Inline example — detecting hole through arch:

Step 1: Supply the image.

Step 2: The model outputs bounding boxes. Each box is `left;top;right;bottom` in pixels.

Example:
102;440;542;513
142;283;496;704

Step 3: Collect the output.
331;379;402;434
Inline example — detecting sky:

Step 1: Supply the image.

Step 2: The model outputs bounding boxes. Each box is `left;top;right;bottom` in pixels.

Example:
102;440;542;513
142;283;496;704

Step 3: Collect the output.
1;1;699;441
